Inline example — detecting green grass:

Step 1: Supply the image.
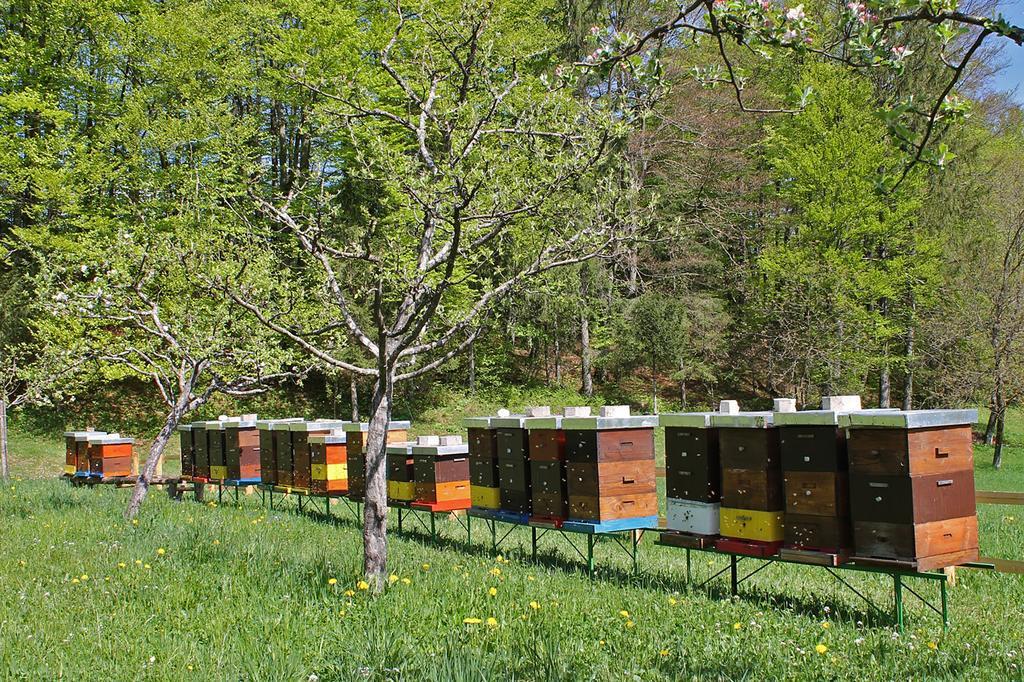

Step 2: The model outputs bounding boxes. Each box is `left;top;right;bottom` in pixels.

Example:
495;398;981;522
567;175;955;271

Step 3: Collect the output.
2;404;1023;680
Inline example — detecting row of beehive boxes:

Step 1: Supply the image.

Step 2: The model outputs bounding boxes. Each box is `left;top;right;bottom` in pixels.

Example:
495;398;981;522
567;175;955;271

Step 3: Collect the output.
177;417;411;496
464;405;660;524
661;396;978;570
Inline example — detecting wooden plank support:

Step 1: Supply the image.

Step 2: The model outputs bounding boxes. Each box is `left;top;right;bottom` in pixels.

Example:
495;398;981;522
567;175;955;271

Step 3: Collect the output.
975;490;1024;505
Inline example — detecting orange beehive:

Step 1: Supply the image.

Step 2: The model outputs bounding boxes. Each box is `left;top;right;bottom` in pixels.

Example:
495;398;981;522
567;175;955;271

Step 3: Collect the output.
310;428;349;494
87;433;134;478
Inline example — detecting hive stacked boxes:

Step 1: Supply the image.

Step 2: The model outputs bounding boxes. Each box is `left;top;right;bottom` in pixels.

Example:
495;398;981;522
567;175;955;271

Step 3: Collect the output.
177;424;195;479
525;407;576;525
191;422;210;480
493;412;533;518
412;435;471;510
774;396;865;565
713;402;785;557
660;411;720;547
310;428;350;495
563;406;659;529
344;421;411;501
386;441;417;503
465;415;500;510
65;430;103;477
204;420;228;482
255;418;303;487
87;433;134;478
846;409;980;571
225;415;260;483
288;421;349;493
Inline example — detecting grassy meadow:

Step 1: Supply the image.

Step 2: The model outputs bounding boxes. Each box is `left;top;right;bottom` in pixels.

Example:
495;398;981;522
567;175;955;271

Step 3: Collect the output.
1;402;1023;680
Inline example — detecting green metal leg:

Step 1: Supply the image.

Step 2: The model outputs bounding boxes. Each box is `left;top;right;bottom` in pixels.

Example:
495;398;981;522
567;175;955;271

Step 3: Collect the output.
430;511;436;542
941;578;948;631
894;574;904;633
587;534;595;579
686;548;691;584
398;507;403;533
218;484;223;505
234;486;239;505
632;531;639;575
326;496;331;518
467;512;472;545
531;527;538;563
491;519;497;553
730;555;738;596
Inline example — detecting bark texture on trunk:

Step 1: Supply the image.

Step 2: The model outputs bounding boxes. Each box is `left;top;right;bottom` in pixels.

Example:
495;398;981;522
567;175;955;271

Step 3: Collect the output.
901;325;914;411
0;397;9;481
993;391;1006;470
125;401;187;519
350;375;359;422
984;403;997;445
879;365;891;408
362;367;394;590
468;340;476;394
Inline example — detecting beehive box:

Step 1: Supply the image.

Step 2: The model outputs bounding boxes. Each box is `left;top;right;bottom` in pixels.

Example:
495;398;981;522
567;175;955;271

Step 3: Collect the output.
711;410;783;549
203;420;228;482
65;431;103;476
412;435;471;509
492;413;532;515
256;418;303;486
225;415;260;482
289;420;348;492
773;402;870;557
344;421;411;500
386;442;416;503
661;411;720;536
191;422;210;480
464;415;500;509
563;407;658;523
524;409;572;522
87;433;134;478
176;424;195;479
310;428;349;495
846;409;979;571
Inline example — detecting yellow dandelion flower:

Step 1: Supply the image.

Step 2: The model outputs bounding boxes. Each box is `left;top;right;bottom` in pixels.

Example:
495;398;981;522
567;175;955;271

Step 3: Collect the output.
489;567;501;576
401;577;411;585
928;641;938;650
527;575;535;581
212;540;220;546
486;617;498;627
668;597;678;606
599;640;606;646
339;610;346;617
80;574;88;581
625;620;635;629
344;589;355;597
357;580;369;591
117;562;126;569
131;519;139;526
105;576;110;582
328;578;338;585
815;644;828;655
134;560;142;566
733;622;742;630
530;601;540;610
144;564;151;569
18;560;25;567
619;610;630;618
422;563;430;571
659;650;670;657
496;554;505;563
463;617;482;625
157;548;166;556
488;587;497;597
821;621;830;629
388;574;399;585
71;578;80;584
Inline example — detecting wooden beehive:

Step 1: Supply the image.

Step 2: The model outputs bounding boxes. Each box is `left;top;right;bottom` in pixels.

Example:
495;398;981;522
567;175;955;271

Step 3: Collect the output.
711;411;784;550
412;435;471;509
65;431;103;476
191;422;210;480
563;409;658;523
386;442;416;503
288;420;348;492
846;409;979;571
255;418;303;486
87;433;134;478
344;421;411;500
203;420;228;482
465;416;500;509
493;414;532;515
177;424;195;479
225;416;260;482
309;429;349;494
774;406;872;558
525;412;569;521
661;412;720;536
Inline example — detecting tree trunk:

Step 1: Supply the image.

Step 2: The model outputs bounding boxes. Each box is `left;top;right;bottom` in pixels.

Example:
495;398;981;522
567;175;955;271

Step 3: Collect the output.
126;400;189;519
901;325;914;411
468;340;476;394
879;365;891;409
993;387;1006;470
0;397;9;481
350;375;359;422
362;366;395;590
984;400;998;445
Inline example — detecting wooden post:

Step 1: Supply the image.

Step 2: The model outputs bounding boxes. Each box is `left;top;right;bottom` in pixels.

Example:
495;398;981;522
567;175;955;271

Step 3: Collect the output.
944;566;957;586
